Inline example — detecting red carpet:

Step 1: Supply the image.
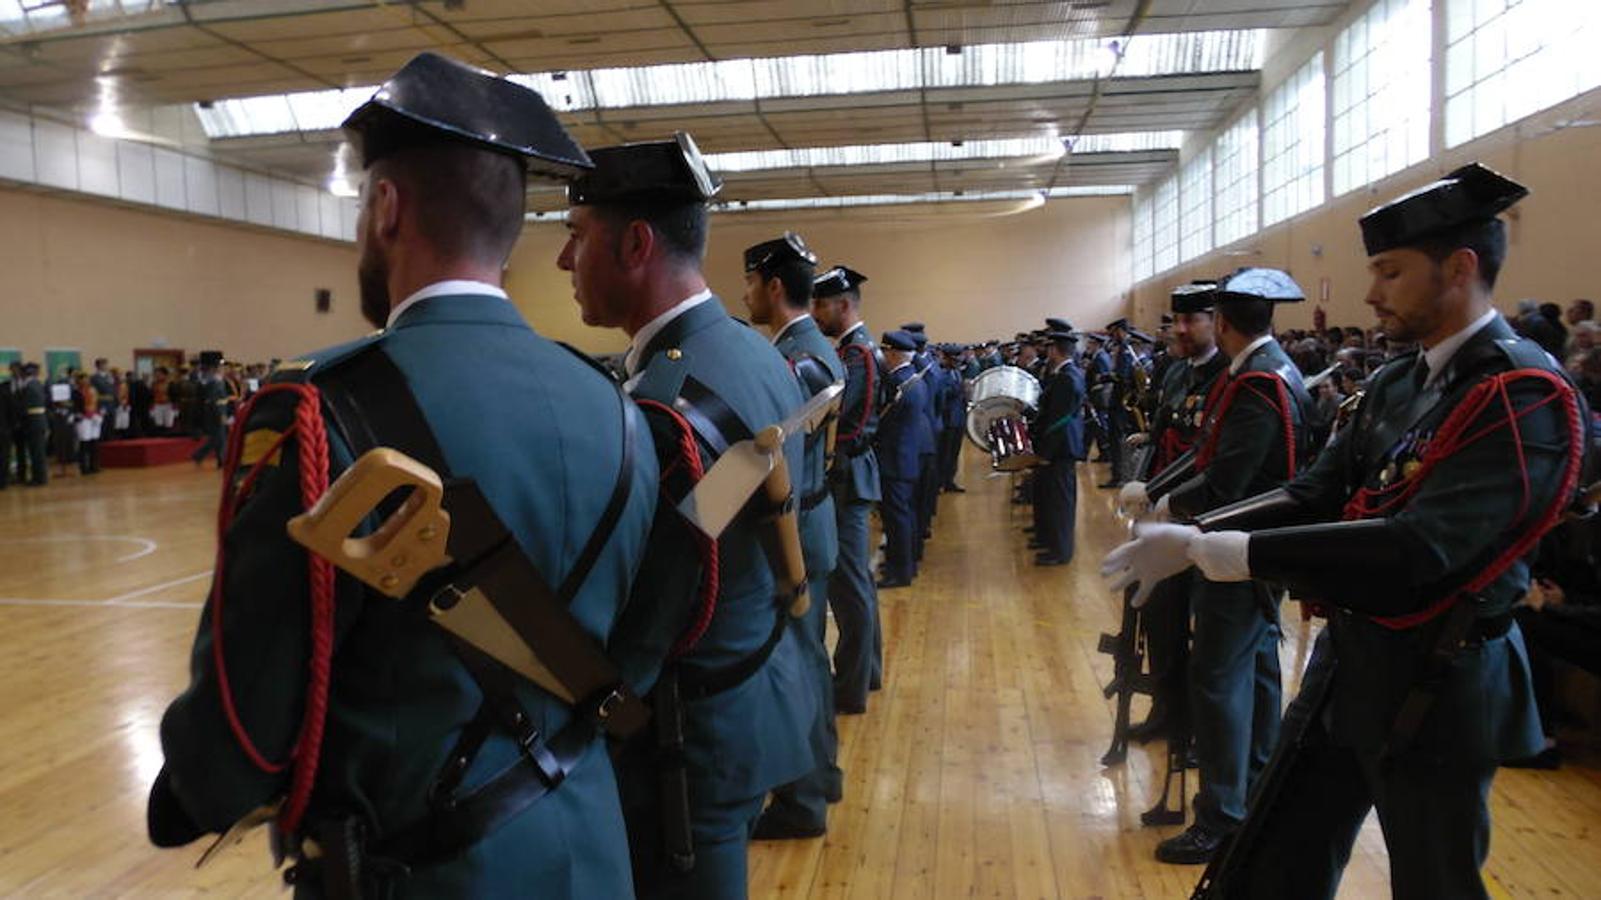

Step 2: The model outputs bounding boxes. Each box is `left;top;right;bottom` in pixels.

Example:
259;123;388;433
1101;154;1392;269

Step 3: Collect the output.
100;437;205;468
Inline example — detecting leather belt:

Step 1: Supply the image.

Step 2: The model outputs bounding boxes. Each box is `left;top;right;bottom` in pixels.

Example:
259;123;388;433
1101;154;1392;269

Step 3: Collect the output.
26;407;45;415
676;612;787;701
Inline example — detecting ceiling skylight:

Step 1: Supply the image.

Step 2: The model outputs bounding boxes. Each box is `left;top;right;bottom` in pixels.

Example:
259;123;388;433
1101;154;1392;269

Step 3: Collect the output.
524;185;1134;219
0;0;165;36
704;132;1181;174
196;30;1265;139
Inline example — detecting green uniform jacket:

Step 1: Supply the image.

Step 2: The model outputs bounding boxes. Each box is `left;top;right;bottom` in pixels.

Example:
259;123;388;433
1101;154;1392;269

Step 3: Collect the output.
151;294;659;897
1167;337;1310;519
1255;316;1563;765
773;314;844;578
832;322;883;503
614;296;817;808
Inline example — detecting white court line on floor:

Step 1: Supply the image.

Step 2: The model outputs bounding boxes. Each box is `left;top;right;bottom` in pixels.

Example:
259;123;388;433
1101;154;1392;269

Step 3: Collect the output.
0;570;211;610
103;571;211;604
7;535;160;562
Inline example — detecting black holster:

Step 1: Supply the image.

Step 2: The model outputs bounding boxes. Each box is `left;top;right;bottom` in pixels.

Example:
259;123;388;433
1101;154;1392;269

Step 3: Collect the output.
654;669;696;874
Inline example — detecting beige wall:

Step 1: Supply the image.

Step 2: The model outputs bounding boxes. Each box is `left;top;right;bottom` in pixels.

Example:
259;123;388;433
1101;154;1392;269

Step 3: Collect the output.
507;194;1132;354
0;183;1130;367
1132;103;1601;332
0;184;365;369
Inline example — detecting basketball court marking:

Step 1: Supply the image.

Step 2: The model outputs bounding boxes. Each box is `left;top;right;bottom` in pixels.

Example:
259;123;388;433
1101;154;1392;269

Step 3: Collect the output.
7;535;159;562
0;570;210;610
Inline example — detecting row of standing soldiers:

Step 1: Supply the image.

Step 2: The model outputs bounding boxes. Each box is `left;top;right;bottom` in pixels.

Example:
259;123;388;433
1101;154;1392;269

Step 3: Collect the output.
1099;163;1584;900
145;52;972;900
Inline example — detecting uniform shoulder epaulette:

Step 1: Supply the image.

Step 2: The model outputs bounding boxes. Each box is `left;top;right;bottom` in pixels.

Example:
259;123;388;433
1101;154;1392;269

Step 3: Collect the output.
1491;333;1563;374
555;341;623;385
269;331;389;384
630;348;690;405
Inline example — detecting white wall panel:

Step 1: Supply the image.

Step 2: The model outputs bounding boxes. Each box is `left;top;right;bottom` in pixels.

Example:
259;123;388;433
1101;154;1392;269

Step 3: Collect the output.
184;156;220;217
295;184;320;235
116;140;156;204
0;110;36;183
245;172;274;226
153;147;186;210
77;130;121;197
34;121;79;190
317;192;343;239
216;164;246;221
271;179;298;230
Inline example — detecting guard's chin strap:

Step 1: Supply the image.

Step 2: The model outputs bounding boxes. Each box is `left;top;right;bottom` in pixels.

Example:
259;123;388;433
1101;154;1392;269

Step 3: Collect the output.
209;382;335;839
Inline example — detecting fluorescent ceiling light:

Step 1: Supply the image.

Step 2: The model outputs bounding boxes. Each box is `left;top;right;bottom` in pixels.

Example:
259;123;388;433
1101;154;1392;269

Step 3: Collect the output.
197;30;1264;139
706;132;1180;173
718;186;1134;212
523;185;1133;220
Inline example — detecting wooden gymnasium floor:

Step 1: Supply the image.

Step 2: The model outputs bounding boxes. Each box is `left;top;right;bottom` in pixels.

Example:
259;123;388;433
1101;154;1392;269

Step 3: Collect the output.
2;453;1599;897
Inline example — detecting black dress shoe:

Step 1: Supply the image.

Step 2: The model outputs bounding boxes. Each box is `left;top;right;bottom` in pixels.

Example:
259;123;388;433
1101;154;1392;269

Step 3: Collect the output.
1504;745;1562;770
877;577;911;589
752;809;826;841
836;698;867;715
1127;713;1171;743
1027;540;1045;550
943;484;966;493
1097;480;1126;489
1034;553;1069;566
1155;824;1231;864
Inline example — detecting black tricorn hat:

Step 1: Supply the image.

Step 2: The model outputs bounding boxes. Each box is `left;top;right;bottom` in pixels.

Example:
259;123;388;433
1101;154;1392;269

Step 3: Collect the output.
1045;316;1073;332
1358;163;1528;256
342;52;591;177
198;350;224;368
882;330;918;351
1171;280;1218;314
1215;268;1304;304
814;265;867;298
744;232;818;273
568;132;721;205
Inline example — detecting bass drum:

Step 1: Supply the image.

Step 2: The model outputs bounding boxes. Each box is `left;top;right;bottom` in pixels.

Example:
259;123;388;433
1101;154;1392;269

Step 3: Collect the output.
965;365;1044;471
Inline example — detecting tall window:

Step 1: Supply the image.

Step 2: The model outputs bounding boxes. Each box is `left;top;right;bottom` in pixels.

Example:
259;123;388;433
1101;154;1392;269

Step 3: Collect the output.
1180;148;1214;262
1332;0;1432;195
1445;0;1601;147
1213;109;1259;246
1262;53;1326;227
1133;191;1154;282
1152;173;1180;274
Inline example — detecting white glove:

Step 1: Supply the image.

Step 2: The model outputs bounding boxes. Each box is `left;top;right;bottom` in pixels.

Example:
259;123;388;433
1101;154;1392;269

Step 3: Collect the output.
1187;530;1252;582
1126;432;1148;448
1116;481;1151;519
1100;522;1200;608
1151;494;1171;523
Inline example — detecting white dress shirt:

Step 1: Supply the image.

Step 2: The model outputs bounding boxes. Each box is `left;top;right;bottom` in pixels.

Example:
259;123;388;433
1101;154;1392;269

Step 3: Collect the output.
623;288;714;380
386;280;509;329
1228;334;1275;376
1422;308;1499;385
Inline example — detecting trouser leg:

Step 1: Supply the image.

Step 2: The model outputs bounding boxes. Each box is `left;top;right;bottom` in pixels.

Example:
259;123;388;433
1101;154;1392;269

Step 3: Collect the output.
1189;578;1280;833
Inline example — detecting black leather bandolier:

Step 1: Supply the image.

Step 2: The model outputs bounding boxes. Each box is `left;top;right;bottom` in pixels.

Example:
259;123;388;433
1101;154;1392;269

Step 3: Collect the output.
792;352;837;511
282;345;647;898
637;372;793;872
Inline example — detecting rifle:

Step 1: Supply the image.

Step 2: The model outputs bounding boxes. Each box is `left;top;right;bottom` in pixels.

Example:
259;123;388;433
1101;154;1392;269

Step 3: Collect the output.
1140;629;1188;827
1191;633;1337;899
1096;583;1151;766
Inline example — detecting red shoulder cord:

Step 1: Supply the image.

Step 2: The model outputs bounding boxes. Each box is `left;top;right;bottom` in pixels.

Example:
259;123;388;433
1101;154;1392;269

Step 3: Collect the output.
635;399;721;659
208;382;335;839
1194;371;1298;479
1341;368;1583;630
834;343;875;444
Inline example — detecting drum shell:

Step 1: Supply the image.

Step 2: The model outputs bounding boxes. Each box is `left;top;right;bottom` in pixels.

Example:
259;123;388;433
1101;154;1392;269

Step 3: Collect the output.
964;365;1042;451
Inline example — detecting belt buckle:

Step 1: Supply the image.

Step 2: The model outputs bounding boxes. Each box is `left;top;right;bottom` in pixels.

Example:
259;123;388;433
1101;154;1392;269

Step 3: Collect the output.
595;687;626;723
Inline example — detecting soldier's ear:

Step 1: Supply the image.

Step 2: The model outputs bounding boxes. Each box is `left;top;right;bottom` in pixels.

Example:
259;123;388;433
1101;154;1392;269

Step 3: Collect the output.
617;218;655;270
368;176;402;244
